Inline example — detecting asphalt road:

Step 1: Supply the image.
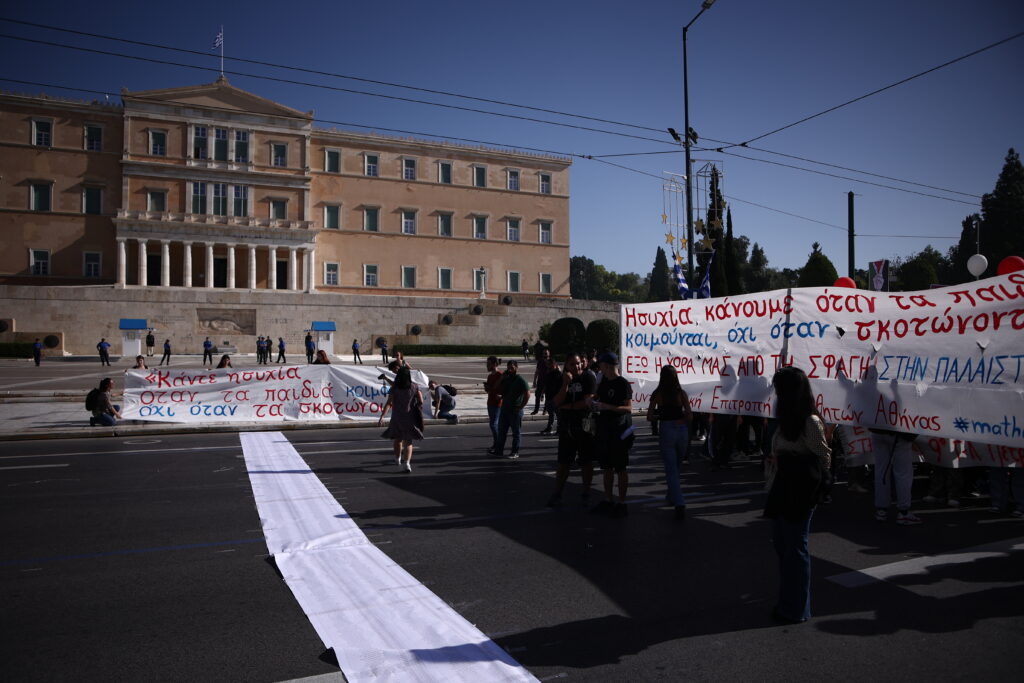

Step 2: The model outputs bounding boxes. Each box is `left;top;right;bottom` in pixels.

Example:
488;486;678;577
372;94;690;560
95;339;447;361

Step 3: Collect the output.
2;424;1022;682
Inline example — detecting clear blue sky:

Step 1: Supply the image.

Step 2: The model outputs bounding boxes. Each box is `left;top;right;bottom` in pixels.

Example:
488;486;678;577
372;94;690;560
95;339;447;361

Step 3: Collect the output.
3;0;1021;279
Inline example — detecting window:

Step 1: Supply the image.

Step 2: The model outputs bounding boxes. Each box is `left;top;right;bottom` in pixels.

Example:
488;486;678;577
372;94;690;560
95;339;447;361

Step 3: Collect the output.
214;129;228;161
402;210;417;235
324;205;340;229
31;183;52;211
85;125;102;152
270;199;287;220
438;161;452;184
402;266;417;289
474;268;485;292
83;187;102;215
363;264;378;287
324;262;339;286
30;249;50;275
191;182;207;214
363;207;379;232
539;221;552;244
193;126;208;159
147;190;166;212
473;166;487;188
272;143;287;167
33;119;52;146
212;183;227;215
364;154;379;177
325;149;340;173
84;252;101;278
438;213;453;237
234;131;249;162
540;173;552;194
150;130;166;156
233;186;248;216
403;158;417;181
507;169;520;191
507;218;521;242
540;273;552;294
474;216;487;239
438;267;453;290
507;271;521;293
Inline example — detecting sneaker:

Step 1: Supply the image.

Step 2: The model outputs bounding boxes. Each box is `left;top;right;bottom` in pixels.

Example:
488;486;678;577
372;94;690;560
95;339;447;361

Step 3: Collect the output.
1011;509;1024;518
922;495;940;504
546;494;563;508
507;452;519;459
874;508;888;522
612;503;629;518
487;447;496;455
396;456;402;466
591;500;615;515
539;429;552;436
403;462;412;473
947;498;960;508
897;511;922;525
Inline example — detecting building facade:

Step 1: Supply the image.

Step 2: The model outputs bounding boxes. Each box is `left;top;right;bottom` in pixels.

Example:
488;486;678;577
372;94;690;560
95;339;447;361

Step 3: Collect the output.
0;77;572;298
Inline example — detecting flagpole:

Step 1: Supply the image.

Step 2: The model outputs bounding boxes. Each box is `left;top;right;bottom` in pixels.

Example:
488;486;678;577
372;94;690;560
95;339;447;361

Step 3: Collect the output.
220;25;224;77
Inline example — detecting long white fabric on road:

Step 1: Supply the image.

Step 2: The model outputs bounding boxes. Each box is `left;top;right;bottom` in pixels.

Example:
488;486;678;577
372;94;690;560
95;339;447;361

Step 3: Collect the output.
241;431;537;683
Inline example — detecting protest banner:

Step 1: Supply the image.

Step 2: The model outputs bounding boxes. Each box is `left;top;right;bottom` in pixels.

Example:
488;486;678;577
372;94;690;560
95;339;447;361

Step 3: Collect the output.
621;272;1024;466
122;364;432;423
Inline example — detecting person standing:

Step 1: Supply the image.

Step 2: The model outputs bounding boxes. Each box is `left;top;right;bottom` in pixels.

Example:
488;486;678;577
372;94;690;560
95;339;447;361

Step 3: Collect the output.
531;347;552;415
145;331;155;357
96;338;111;366
647;365;692;520
870;428;923;525
763;366;831;624
257;336;267;364
546;352;597;508
521;339;530;360
378;367;424;473
379;338;390;364
495;360;530;459
32;338;43;366
89;377;123;427
276;337;287;364
484;356;504;454
539;359;562;435
159;339;172;366
202;337;214;366
305;336;316;364
591;353;634;518
351;339;363;364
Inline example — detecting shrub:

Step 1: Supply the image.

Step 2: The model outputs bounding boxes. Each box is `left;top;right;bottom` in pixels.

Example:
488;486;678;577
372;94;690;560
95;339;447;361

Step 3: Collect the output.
586;319;620;352
548;317;586;357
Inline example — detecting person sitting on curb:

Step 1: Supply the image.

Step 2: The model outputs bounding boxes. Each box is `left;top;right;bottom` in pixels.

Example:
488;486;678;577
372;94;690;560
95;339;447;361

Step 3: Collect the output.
428;380;458;424
88;377;122;427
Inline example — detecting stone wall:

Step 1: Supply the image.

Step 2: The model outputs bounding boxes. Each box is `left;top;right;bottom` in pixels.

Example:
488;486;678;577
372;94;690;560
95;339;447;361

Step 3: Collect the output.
0;285;619;355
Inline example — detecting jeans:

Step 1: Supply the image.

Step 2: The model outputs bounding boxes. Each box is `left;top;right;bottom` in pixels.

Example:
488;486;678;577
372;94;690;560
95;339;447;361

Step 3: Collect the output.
773;509;813;621
94;404;121;427
872;432;914;510
277;350;286;363
989;468;1024;513
658;421;688;506
497;408;524;454
487;405;500;449
544;397;558;430
353;349;362;364
438;397;457;420
203;350;213;364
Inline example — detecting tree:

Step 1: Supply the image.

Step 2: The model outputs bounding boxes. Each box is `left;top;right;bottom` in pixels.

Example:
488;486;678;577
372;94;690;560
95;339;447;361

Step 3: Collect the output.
896;255;938;291
647;247;673;301
797;242;839;287
700;169;728;297
725;208;740;295
747;242;771;293
585;319;619;352
570;256;596;299
979;148;1024;273
948;214;980;285
548;317;586;357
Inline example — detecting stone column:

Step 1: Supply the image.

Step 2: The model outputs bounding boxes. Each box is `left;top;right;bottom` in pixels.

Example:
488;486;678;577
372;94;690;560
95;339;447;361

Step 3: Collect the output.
267;246;277;290
306;247;317;292
182;241;192;287
116;239;127;287
138;239;148;287
288;247;297;291
205;242;215;288
226;244;236;289
160;240;171;287
248;245;257;289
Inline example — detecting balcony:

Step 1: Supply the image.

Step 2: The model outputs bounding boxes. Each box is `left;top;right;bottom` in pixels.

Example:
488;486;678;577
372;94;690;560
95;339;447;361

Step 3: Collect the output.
116;209;315;231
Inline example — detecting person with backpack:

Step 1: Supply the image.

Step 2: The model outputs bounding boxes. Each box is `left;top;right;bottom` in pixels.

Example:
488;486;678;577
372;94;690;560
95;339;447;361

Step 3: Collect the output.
428;380;458;424
87;377;122;427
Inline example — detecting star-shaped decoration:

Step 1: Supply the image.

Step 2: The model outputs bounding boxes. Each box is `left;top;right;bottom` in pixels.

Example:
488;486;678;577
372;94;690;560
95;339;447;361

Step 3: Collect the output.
693;219;705;235
700;235;715;251
710;218;723;231
661;213;668;224
673;251;685;264
664;232;675;245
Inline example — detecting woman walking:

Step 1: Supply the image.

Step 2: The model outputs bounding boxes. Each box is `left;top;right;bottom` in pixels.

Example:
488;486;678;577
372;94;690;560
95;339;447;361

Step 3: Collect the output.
378;367;424;473
764;366;831;624
646;365;692;520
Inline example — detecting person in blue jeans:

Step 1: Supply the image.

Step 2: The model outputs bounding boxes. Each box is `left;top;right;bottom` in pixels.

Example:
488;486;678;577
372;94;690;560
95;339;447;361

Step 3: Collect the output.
495;360;530;459
646;364;692;520
763;366;831;624
96;338;111;366
90;377;123;427
483;356;503;454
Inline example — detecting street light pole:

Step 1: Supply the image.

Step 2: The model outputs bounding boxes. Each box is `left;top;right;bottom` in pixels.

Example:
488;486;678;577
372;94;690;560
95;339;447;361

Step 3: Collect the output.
681;0;715;286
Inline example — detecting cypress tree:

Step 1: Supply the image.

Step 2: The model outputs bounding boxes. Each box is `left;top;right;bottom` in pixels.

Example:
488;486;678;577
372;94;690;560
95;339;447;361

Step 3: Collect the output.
797;242;839;287
647;247;673;301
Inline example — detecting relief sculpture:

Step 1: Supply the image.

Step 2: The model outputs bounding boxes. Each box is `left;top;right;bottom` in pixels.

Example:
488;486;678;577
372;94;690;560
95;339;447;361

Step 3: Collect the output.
197;308;256;336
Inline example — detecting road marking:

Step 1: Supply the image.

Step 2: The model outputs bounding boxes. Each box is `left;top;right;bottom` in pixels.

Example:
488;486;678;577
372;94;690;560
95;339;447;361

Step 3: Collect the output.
827;536;1024;597
0;445;242;459
240;431;538;683
0;463;70;471
0;369;121;390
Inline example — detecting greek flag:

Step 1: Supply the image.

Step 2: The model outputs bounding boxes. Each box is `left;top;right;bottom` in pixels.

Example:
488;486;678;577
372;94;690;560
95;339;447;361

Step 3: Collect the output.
211;30;223;50
695;251;713;299
671;249;690;299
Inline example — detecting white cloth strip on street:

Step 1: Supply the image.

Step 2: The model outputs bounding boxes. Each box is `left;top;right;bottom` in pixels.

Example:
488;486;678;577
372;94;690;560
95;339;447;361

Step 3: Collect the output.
240;431;538;683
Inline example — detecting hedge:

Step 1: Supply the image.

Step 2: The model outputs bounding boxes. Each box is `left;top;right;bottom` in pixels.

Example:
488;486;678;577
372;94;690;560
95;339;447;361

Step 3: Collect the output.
393;344;522;357
0;342;34;358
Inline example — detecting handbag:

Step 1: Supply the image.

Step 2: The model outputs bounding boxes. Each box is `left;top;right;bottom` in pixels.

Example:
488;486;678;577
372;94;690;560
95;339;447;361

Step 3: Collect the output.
580;411;597;436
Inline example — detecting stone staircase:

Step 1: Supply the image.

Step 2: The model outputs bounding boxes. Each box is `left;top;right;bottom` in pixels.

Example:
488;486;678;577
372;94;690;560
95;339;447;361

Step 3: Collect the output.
372;301;511;349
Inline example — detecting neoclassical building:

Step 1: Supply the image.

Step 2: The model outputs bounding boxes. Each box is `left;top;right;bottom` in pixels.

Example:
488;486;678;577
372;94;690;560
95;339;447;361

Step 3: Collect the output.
0;77;572;298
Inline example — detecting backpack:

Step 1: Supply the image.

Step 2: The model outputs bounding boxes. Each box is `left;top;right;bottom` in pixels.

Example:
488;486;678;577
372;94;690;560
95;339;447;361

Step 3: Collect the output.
441;384;458;397
85;388;101;412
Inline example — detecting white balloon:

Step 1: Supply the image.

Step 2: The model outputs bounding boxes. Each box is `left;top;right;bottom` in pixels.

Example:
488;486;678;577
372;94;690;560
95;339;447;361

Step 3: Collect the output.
967;253;988;277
